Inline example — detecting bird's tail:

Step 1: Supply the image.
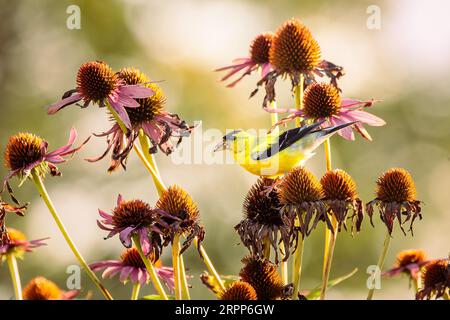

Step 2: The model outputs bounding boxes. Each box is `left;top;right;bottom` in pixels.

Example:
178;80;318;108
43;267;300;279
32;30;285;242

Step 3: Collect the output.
303;121;358;151
314;121;358;138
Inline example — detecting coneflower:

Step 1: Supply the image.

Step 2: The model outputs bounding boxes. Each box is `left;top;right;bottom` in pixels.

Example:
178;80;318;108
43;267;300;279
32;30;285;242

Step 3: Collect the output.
366;168;423;300
219;281;258;300
416;259;449;300
88;67;192;172
384;249;428;280
239;256;292;300
47;61;154;129
216;33;274;87
367;168;422;235
235;178;296;263
23;277;79;300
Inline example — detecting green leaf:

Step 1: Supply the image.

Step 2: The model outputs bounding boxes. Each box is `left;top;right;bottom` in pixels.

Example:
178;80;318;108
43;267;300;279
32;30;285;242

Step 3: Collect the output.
141;294;175;300
306;268;358;300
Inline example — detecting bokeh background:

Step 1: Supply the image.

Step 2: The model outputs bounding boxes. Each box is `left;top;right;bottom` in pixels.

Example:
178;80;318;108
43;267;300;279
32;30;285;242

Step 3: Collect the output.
0;0;449;300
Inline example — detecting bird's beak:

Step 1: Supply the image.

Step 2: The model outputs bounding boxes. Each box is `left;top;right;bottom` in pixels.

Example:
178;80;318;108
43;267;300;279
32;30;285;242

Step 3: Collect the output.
213;140;229;152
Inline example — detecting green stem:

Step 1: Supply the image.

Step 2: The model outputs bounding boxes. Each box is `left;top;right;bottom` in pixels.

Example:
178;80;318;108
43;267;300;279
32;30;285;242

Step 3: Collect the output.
131;283;141;300
279;240;288;285
269;100;279;134
367;231;391;300
138;130;165;196
263;237;271;260
292;236;305;299
320;218;338;300
31;170;113;300
294;74;304;127
132;234;168;300
195;238;226;292
7;254;22;300
179;254;191;300
172;233;182;300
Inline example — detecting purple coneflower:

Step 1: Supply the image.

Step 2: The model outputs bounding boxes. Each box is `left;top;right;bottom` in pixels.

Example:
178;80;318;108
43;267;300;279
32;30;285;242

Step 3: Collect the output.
383;249;428;280
47;61;154;129
416;259;449;300
23;276;79;300
97;195;167;256
265;82;385;141
3;128;89;186
90;248;175;290
215;33;274;88
87;67;192;172
0;227;47;258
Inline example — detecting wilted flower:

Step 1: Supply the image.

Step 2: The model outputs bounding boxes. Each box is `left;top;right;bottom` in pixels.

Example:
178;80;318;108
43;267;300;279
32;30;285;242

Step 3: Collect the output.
265;82;385;141
90;248;175;290
23;276;79;300
0;227;47;259
3;128;89;186
239;256;292;300
47;61;154;129
277;167;327;238
320;169;363;233
366;168;422;235
0;196;27;246
216;33;274;87
97;195;164;256
87;67;192;172
384;249;428;280
156;185;205;254
219;281;258;300
235;178;295;263
416;259;449;300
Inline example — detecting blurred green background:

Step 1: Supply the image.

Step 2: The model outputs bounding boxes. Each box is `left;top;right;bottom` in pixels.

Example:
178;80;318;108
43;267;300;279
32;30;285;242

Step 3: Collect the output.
0;0;449;300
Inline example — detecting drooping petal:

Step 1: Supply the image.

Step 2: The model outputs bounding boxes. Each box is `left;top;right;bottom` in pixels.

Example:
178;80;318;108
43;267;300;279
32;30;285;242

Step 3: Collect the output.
117;194;123;206
119;226;135;248
119;85;154;99
47;93;83;115
98;209;114;223
119;266;134;283
130;268;140;284
101;266;123;279
343;109;386;127
116;93;140;108
261;63;272;78
340;98;376;109
108;98;132;129
332;116;355;140
139;228;151;256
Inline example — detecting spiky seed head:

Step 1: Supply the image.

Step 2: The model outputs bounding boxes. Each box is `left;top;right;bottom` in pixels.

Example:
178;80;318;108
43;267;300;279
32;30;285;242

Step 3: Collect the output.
23;277;62;300
112;199;155;229
156;185;199;221
249;33;274;65
303;82;341;119
244;178;282;226
278;167;324;205
4;133;44;171
117;67;166;125
421;259;449;290
396;249;427;268
76;61;118;102
120;247;160;268
269;18;321;74
239;256;285;300
321;169;358;200
219;281;258;300
375;168;417;203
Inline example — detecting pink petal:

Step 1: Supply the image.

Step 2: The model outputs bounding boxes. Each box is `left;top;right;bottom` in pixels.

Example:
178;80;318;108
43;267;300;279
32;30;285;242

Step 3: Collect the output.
119;266;133;283
120;85;154;99
332;116;355;140
47;93;83;115
343;109;386;126
102;266;123;279
261;63;271;78
116;93;140;108
117;194;123;206
45;128;77;158
108;98;132;129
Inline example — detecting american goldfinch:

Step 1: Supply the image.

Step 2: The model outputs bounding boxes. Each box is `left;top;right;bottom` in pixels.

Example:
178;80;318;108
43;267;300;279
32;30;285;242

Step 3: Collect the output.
214;121;356;178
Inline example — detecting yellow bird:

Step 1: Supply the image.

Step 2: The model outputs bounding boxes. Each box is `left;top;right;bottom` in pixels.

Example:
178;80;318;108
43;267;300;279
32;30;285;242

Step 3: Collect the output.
214;121;356;179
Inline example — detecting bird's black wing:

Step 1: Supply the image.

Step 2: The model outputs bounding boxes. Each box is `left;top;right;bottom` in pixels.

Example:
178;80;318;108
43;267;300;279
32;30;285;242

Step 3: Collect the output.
251;121;324;161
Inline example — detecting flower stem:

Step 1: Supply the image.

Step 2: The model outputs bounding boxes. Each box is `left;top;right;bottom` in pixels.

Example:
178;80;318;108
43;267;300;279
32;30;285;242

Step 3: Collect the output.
138;130;165;196
292;236;305;298
263;237;271;259
320;138;336;300
269;100;279;134
279;240;288;285
7;254;22;300
131;283;141;300
294;74;304;127
367;231;391;300
132;144;167;195
172;233;182;300
179;254;191;299
195;237;226;292
30;170;113;300
132;234;168;300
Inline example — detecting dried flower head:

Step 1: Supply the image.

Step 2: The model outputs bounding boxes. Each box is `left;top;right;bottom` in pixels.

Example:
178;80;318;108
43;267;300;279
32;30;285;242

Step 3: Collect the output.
0;195;27;246
235;178;296;263
97;195;163;256
3;128;89;186
0;227;47;260
156;185;204;254
367;168;422;235
23;277;78;300
320;169;363;233
47;61;154;130
87;67;192;172
384;249;428;280
278;167;327;238
416;259;449;300
219;281;258;300
90;248;175;289
239;256;292;300
216;33;274;87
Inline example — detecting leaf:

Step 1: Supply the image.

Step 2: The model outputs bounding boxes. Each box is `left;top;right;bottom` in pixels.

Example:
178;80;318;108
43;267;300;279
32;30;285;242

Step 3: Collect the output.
141;294;175;300
305;268;358;300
